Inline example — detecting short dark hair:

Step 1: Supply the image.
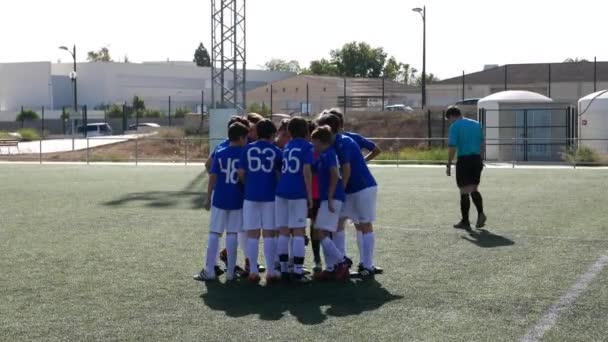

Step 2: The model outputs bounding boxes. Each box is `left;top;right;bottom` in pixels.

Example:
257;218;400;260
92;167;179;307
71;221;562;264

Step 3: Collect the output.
246;112;264;125
325;108;344;127
227;116;249;129
256;119;277;140
445;106;462;118
311;125;333;145
307;120;318;135
287;117;309;139
228;122;250;142
316;114;341;134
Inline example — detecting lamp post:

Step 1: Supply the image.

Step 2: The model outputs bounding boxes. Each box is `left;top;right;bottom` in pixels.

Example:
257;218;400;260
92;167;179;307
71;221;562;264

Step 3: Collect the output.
59;45;80;137
412;6;426;109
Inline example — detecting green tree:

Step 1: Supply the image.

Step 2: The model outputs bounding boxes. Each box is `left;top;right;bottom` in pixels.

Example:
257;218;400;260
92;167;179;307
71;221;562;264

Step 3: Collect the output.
564;57;590;63
87;47;112;62
193;43;211;67
132;96;146;117
16;109;39;127
306;58;339;76
107;104;125;119
173;107;190;118
264;59;301;73
413;72;440;87
331;41;387;78
248;103;271;116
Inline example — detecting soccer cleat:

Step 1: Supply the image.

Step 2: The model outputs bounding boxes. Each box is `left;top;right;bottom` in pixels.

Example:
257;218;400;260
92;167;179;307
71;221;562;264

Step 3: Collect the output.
358;268;375;280
358;263;384;275
258;264;266;273
302;266;311;276
476;213;487;229
247;273;261;284
334;263;350;282
193;269;216;282
214;265;225;276
343;256;353;269
291;273;310;284
453;221;472;231
313;270;335;281
234;265;247;278
219;248;228;266
312;263;323;275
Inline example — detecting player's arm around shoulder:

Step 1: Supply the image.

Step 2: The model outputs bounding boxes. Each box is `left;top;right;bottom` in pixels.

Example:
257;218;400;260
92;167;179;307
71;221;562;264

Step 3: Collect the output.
238;147;247;184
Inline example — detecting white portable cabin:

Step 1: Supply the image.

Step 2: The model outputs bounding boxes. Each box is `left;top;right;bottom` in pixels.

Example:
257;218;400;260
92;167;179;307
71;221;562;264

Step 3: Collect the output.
578;90;608;154
478;91;575;162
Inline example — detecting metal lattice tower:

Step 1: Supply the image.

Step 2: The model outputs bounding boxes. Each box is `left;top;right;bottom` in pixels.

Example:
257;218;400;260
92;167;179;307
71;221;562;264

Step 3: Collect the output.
211;0;246;110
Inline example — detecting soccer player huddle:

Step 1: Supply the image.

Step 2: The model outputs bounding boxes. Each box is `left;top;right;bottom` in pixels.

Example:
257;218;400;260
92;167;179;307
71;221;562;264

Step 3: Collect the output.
194;109;382;284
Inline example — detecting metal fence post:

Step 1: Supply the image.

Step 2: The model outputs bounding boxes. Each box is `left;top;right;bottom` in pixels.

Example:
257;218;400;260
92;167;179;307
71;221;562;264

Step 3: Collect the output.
185;138;188;165
427;110;432;148
86;138;90;165
512;137;515;169
40;106;44;164
396;139;401;167
135;137;139;166
382;77;385;111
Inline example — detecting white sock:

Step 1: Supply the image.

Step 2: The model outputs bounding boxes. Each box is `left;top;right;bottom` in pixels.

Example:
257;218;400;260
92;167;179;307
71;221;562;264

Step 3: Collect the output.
357;230;364;264
333;231;346;255
264;237;277;276
362;232;375;270
225;234;238;277
320;237;343;271
277;235;290;273
205;233;220;277
246;237;259;275
238;232;247;257
292;236;306;275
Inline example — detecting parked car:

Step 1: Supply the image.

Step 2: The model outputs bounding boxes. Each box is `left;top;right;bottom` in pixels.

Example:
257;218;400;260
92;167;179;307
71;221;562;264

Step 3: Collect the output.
77;123;113;137
128;123;161;131
385;104;415;113
454;98;480;106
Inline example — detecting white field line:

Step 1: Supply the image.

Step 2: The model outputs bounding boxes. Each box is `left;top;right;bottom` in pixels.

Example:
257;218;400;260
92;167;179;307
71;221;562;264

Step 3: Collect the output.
520;255;608;342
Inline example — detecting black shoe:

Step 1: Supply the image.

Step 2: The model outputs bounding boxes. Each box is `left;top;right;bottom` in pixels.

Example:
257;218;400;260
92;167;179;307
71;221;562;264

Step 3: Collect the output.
343;256;353;269
258;264;266;274
193;269;217;282
302;266;311;276
214;265;225;276
234;265;247;278
358;263;383;275
476;213;487;229
358;268;375;280
453;221;472;231
291;273;310;284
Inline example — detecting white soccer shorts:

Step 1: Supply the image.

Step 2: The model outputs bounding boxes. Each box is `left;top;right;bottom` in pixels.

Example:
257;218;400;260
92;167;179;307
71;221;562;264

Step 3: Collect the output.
315;200;343;232
275;196;308;229
209;206;243;234
341;186;378;224
243;200;276;231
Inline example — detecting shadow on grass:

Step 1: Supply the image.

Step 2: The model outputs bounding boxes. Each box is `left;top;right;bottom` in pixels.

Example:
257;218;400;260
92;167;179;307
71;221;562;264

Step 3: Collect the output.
200;279;402;325
103;172;207;209
462;229;515;248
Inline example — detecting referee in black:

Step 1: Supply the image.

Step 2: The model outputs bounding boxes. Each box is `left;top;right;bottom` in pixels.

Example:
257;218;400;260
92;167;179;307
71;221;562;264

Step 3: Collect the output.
445;106;486;230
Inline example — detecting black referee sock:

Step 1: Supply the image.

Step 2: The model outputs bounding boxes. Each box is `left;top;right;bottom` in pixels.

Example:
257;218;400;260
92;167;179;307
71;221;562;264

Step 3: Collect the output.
471;191;484;214
460;194;470;223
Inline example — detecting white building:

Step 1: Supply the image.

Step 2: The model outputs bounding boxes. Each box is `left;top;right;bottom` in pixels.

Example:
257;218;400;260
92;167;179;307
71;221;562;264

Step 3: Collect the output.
0;61;294;119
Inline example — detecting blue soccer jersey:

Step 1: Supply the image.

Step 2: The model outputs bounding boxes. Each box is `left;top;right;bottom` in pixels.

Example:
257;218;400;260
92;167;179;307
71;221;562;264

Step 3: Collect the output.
334;134;377;194
210;145;245;210
276;138;313;200
316;147;346;202
344;132;376;151
448;118;484;157
239;140;282;202
210;139;229;159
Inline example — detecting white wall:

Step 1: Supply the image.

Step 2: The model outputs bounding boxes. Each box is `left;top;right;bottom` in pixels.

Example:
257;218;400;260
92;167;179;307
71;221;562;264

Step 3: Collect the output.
0;62;53;111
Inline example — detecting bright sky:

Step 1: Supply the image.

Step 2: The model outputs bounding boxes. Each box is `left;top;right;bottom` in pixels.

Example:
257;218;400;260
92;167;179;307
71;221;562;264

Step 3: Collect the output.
1;0;606;80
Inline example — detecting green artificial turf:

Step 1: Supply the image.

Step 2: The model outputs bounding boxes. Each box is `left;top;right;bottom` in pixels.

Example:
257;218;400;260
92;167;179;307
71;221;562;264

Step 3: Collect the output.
1;165;607;341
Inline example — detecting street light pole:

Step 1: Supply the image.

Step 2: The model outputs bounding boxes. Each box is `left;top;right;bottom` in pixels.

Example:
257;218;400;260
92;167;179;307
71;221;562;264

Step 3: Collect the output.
413;6;426;109
60;44;79;140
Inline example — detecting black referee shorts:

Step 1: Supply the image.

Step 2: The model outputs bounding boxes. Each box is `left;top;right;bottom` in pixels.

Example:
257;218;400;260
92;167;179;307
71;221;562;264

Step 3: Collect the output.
456;154;483;188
